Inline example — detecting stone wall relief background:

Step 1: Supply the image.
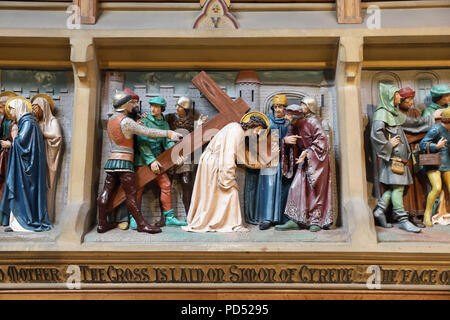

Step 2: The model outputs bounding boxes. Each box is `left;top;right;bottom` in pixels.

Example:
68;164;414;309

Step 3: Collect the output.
361;69;450;209
98;70;340;228
0;69;74;227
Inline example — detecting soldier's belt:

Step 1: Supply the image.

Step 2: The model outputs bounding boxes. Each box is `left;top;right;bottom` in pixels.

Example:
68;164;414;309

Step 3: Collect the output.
109;152;134;162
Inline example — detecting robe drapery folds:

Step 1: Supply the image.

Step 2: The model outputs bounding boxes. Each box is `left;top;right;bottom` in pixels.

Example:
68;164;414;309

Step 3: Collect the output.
33;97;62;223
0;108;52;232
282;116;333;228
371;83;434;186
245;112;290;225
0;117;14;202
183;122;273;233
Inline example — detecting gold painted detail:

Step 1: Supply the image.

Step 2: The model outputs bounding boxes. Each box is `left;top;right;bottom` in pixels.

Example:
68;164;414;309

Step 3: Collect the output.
0;263;449;288
193;0;238;30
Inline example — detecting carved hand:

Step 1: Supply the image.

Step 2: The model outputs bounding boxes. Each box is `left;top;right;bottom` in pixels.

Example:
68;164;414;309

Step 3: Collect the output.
150;160;162;175
436;137;447;150
389;135;401;148
175;155;186;166
296;150;307;164
284;135;301;145
434;109;443;119
271;143;280;155
167;130;183;141
197;114;208;127
0;140;11;149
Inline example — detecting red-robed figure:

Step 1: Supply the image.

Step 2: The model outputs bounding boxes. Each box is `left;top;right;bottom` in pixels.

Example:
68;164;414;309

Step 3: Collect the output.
275;98;333;232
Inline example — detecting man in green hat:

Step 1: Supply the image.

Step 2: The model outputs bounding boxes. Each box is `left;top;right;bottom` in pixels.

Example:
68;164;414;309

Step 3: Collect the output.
422;84;450;118
371;83;440;233
419;106;450;227
132;96;187;228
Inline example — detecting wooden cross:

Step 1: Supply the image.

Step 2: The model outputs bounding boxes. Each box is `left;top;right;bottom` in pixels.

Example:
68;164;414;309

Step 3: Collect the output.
110;71;250;210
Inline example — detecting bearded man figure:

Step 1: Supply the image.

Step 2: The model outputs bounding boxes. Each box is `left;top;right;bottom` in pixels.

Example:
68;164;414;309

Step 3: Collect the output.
275;98;333;232
97;91;182;234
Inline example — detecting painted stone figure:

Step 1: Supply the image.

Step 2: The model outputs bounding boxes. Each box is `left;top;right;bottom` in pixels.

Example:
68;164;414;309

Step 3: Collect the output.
182;113;278;233
275;98;333;232
166;96;208;215
422;84;450;118
419;106;450;227
244;94;290;230
370;83;437;233
0;97;52;232
115;88;141;231
31;94;63;223
97;91;182;234
133;96;187;228
0;91;18;220
420;84;450;223
396;87;427;228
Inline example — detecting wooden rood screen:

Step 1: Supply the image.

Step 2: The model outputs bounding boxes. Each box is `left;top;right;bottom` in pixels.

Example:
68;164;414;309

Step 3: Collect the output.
110;71;250;210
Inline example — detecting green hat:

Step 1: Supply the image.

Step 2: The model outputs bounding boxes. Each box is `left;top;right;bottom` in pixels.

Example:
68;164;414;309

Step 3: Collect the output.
431;84;450;99
149;96;167;108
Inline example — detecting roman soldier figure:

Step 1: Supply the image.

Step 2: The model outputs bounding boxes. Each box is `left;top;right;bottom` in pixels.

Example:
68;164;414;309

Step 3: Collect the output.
97;91;182;234
166;96;207;215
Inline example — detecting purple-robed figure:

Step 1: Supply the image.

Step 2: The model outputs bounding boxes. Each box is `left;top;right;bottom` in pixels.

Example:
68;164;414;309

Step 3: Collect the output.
275;100;333;232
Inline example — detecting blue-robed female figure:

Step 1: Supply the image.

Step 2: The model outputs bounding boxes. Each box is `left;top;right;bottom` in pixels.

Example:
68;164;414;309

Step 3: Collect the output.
1;97;52;232
244;95;291;230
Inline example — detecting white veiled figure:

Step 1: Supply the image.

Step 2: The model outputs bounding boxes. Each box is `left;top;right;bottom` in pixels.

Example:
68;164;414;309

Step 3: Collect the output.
10;98;30;122
33;97;62;223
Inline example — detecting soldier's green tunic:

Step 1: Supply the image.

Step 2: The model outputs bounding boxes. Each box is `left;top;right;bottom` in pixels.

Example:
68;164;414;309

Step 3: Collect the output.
134;114;175;166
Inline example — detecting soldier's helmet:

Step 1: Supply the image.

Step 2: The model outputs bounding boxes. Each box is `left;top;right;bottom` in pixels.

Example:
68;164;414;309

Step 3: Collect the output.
301;96;317;114
177;96;192;110
112;90;133;112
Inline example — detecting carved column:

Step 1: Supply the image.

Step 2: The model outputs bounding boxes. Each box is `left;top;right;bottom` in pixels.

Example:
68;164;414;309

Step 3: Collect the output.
336;0;362;24
335;36;377;246
58;37;100;245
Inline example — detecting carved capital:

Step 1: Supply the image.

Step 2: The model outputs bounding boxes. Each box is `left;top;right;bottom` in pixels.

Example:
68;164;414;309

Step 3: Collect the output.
338;37;364;86
70;37;98;86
